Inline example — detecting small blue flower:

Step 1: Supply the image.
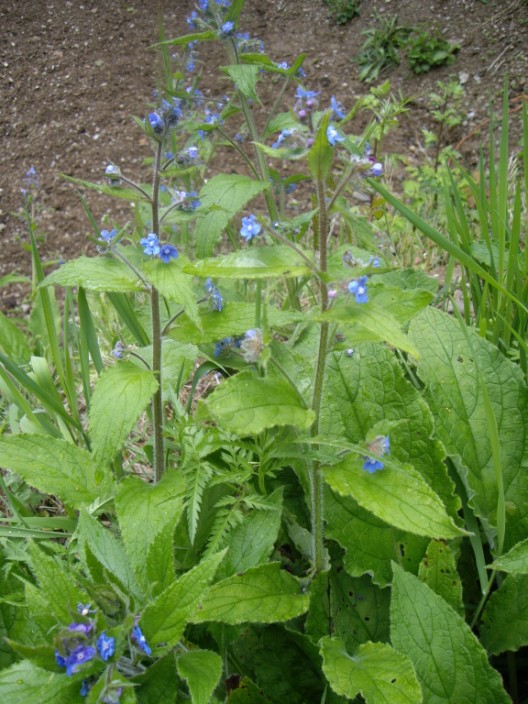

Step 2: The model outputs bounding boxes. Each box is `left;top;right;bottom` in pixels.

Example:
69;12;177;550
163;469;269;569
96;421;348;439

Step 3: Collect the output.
159;243;179;263
131;624;152;656
64;645;97;676
215;0;231;7
240;214;261;241
198;0;209;9
98;228;117;244
362;435;390;473
187;146;199;159
220;20;235;37
330;95;346;120
214;337;233;357
277;61;289;70
327;124;345;147
141;233;160;257
205;279;223;311
148;112;165;135
77;603;96;616
363;457;385;473
68;622;93;635
112;341;125;359
348;276;368;304
296;86;319;101
187;10;199;28
369;162;383;177
272;128;295;149
55;650;67;668
80;680;92;696
22;165;39;193
96;632;115;662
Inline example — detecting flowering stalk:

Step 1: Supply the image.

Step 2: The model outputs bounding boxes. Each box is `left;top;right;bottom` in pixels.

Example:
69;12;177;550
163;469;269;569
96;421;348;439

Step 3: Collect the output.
151;141;165;482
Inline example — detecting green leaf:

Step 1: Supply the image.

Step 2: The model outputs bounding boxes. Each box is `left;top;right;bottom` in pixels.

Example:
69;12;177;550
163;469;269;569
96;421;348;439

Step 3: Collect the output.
191;562;309;624
0;312;31;363
490;537;528;574
176;649;223;704
409;307;528;549
194;175;270;257
0;660;83;703
308;111;333;181
368;285;433;325
391;563;511;704
41;256;142;292
319;302;419;356
27;542;91;627
77;510;142;601
222;64;260;102
142;259;202;330
141;551;225;650
130;340;198;395
324;454;463;539
418;540;464;615
62;174;151;201
325;489;428;587
184;245;312;279
320;637;422;704
115;470;185;589
0;435;111;509
88;361;158;465
145;519;177;596
132;655;179;704
205;370;315;434
480;573;528;654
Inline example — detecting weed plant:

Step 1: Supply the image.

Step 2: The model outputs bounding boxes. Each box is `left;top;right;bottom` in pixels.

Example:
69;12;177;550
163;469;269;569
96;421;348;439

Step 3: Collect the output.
0;1;527;703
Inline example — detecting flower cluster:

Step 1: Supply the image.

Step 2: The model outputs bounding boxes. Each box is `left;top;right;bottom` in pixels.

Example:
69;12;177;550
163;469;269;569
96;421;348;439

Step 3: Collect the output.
362;435;390;473
185;0;234;38
21;165;39;197
352;142;383;177
140;233;179;263
294;86;319;120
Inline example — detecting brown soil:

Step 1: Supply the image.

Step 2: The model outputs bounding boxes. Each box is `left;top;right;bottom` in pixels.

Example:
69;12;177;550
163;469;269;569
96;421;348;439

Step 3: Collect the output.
1;0;527;311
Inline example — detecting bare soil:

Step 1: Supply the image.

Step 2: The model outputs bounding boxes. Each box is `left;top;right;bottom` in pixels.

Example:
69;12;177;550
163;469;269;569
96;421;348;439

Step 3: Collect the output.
2;0;528;310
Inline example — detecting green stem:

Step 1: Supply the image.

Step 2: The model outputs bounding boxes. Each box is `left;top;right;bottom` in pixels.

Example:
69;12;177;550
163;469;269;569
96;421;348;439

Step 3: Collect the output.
151;141;165;482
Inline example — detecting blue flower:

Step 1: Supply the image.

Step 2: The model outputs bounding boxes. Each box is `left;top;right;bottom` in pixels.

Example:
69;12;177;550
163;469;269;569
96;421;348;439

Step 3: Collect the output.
330;95;346;120
198;0;209;10
68;622;93;635
63;645;97;676
240;214;261;241
362;435;390;473
363;457;385;473
327;124;345;146
214;337;236;357
77;603;96;616
272;128;295;149
369;162;383;177
187;10;198;28
96;632;115;662
55;650;67;668
277;61;289;70
187;146;199;160
205;279;223;311
104;164;121;183
80;680;92;696
131;624;152;655
296;86;319;101
21;165;39;194
112;341;125;359
159;244;179;263
348;276;368;304
148;112;165;135
220;21;235;36
98;228;117;244
240;328;263;363
140;233;160;257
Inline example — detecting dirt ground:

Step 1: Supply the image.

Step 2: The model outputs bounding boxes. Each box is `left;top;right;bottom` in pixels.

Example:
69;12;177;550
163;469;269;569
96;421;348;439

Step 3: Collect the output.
1;0;527;311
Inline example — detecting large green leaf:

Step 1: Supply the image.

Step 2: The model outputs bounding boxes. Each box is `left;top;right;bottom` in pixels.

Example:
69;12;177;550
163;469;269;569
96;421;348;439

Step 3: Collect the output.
409;307;528;549
325;489;428;587
184;245;312;279
132;655;179;704
320;637;422;704
176;649;223;704
391;563;511;704
418;540;464;615
194;175;270;257
0;660;82;703
480;573;528;654
205;370;315;434
77;510;142;601
142;259;201;329
88;361;158;465
324;454;463;540
141;551;225;651
490;537;528;574
222;64;260;102
0;435;111;509
41;256;143;292
115;470;185;589
321;346;460;521
191;562;309;624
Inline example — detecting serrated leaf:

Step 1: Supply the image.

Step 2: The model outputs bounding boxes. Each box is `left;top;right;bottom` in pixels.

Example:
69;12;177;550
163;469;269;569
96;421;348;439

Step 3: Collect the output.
184;245;312;279
205;370;315;434
418;540;464;615
191;562;309;624
177;649;223;704
194;175;270;257
308;111;332;180
480;573;528;654
0;435;111;509
409;307;528;549
142;551;225;650
325;488;428;587
222;64;260;102
77;510;142;601
368;285;433;324
115;470;185;589
320;637;422;704
145;519;177;596
41;256;143;292
324;454;463;539
132;655;179;704
490;537;528;574
391;563;511;704
89;361;158;464
142;260;201;329
0;660;83;704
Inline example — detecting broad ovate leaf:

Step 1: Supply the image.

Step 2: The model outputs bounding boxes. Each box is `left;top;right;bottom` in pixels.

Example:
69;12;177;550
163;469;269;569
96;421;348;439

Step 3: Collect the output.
41;256;142;292
176;649;223;704
184;245;312;279
480;573;528;655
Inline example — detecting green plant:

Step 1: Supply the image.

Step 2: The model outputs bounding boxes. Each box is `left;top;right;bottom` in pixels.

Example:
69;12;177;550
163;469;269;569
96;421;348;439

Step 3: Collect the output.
407;29;459;74
323;0;362;25
357;14;411;82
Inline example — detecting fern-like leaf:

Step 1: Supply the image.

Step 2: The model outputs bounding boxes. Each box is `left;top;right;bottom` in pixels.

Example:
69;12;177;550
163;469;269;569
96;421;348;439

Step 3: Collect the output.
184;461;214;544
205;502;245;556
